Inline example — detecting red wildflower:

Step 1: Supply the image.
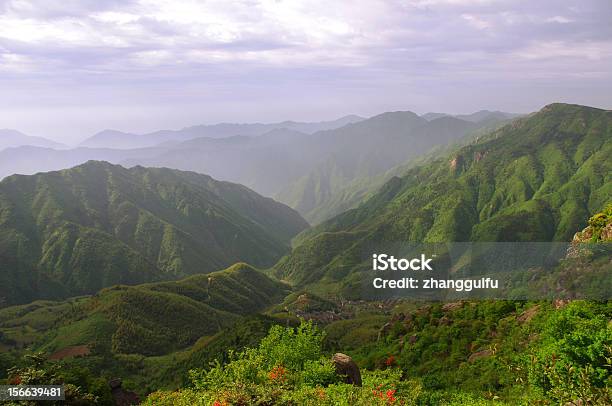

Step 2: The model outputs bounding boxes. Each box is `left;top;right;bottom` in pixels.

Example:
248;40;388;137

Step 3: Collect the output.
8;375;21;385
268;365;287;383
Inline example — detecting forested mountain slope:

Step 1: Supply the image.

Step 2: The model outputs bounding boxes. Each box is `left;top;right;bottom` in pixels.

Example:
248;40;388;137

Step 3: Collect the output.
0;162;307;306
276;103;611;288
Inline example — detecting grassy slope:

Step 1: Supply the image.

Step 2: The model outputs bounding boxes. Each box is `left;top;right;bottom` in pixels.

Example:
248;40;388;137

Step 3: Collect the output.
0;161;308;306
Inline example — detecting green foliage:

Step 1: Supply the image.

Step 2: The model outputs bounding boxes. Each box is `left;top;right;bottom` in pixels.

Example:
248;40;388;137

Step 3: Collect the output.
527;301;612;404
258;322;325;371
321;299;611;405
586;203;612;242
188;321;327;390
301;359;339;387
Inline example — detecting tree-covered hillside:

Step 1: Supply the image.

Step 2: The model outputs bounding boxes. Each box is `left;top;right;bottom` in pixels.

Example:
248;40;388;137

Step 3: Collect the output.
0;263;288;357
0;263;292;396
0;161;307;306
275;104;611;288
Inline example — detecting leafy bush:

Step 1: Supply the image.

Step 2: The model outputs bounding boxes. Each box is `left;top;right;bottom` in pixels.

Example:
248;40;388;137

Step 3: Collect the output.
587;203;612;242
528;301;611;405
144;321;422;405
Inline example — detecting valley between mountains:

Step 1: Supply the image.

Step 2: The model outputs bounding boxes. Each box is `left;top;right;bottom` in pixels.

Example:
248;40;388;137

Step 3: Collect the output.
0;103;610;405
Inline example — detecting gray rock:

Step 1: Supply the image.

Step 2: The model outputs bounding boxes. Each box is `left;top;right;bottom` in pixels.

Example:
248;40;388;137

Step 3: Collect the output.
332;353;362;386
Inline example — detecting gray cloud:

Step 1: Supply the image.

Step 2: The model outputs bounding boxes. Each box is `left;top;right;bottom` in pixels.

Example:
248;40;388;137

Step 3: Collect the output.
0;0;610;143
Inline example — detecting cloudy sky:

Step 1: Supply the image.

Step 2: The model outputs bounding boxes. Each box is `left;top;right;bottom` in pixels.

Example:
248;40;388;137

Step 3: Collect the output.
0;0;611;144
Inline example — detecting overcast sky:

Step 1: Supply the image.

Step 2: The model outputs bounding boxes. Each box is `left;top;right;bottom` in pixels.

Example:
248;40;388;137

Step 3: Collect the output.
0;0;611;144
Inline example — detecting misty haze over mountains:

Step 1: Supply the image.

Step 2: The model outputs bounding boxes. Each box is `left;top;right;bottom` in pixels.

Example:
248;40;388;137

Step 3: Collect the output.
0;109;518;222
79;115;366;149
0;109;519;223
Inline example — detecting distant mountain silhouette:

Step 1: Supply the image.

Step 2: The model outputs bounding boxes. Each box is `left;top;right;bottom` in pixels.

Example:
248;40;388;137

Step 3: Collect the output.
80;115;365;149
0;129;65;151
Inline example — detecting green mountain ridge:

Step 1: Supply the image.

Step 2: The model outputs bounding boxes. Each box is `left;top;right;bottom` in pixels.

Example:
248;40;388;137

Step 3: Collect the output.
0;161;308;307
275;103;612;289
0;263;288;357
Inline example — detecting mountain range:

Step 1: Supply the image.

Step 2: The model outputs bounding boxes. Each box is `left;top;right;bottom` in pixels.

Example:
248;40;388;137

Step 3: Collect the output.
0;104;602;308
79;115;365;149
0;161;307;307
0;111;514;225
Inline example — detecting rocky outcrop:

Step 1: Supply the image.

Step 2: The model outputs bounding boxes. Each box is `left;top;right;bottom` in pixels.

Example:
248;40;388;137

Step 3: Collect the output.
442;301;464;312
600;222;612;241
332;353;362;386
449;155;463;173
568;204;611;257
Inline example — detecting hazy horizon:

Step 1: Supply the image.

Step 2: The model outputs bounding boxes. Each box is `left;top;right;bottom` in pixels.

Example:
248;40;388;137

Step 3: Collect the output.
1;0;611;144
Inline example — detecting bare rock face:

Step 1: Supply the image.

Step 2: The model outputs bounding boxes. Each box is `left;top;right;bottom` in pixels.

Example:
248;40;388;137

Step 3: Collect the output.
332;353;362;386
109;378;140;406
